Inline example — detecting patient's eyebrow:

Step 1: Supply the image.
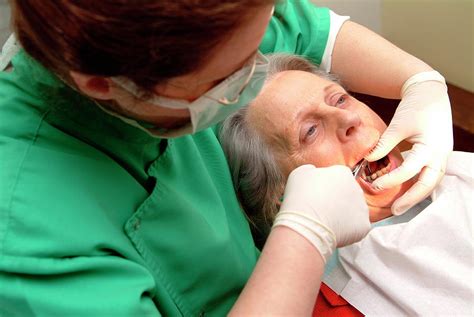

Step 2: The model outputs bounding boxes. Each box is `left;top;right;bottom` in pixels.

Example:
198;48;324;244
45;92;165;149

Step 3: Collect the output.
324;83;344;94
294;82;346;121
294;84;336;121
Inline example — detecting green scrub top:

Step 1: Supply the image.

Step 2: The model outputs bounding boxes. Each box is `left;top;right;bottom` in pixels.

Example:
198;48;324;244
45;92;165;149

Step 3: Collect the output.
0;1;330;316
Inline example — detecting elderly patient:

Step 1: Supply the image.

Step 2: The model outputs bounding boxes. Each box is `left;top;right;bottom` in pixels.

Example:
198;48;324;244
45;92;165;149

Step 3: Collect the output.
220;54;414;232
219;54;473;316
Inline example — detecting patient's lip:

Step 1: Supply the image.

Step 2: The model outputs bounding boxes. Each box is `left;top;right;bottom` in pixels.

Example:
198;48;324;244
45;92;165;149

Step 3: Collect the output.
351;138;379;170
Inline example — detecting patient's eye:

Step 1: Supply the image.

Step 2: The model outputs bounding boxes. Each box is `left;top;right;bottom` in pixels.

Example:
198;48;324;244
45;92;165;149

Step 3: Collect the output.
307;125;317;137
335;95;347;106
330;93;349;107
300;122;319;143
299;120;318;143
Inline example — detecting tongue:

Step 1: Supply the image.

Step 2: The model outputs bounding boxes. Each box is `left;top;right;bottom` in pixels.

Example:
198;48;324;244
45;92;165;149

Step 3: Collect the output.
368;161;379;173
368;156;387;173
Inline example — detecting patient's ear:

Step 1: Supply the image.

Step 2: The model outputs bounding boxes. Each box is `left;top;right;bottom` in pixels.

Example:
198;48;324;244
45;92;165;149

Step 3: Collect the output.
69;71;114;100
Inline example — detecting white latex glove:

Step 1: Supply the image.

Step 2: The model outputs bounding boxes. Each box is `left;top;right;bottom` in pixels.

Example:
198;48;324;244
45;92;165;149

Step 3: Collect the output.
273;165;371;263
365;71;453;216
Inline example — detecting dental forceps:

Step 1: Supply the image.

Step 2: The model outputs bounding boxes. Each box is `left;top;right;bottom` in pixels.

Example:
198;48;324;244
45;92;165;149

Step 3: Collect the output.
352;160;369;178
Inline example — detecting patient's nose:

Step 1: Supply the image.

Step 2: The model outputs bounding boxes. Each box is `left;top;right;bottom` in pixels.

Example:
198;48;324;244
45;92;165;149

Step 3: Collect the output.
335;111;361;142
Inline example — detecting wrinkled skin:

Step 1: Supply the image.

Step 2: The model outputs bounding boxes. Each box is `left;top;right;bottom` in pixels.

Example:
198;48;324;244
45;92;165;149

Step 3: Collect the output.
247;70;415;222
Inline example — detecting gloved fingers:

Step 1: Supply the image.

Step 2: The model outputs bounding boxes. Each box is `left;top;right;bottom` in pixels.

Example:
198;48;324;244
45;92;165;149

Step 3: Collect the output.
391;166;443;215
278;164;369;248
371;144;431;190
281;164;317;203
365;125;406;162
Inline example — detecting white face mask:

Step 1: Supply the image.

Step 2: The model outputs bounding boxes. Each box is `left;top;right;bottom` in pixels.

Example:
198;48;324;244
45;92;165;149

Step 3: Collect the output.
108;51;269;138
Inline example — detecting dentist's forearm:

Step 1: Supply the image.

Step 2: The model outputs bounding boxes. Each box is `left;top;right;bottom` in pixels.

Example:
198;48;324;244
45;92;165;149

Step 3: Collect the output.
230;166;371;315
229;226;324;316
331;21;433;99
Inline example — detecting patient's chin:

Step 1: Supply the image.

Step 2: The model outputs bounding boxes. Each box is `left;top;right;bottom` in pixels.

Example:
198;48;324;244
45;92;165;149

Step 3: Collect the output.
365;189;400;222
368;205;392;222
365;177;416;223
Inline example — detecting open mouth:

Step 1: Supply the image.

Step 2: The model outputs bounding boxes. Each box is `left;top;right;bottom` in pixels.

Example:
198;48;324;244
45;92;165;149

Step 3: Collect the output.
352;153;395;183
353;153;398;195
361;155;391;182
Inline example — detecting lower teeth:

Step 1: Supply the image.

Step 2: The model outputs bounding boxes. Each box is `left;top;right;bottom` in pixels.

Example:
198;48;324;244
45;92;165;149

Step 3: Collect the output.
362;162;391;182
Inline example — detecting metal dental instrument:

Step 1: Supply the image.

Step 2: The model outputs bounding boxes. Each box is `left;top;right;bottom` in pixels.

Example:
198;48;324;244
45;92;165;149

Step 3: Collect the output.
352;160;368;178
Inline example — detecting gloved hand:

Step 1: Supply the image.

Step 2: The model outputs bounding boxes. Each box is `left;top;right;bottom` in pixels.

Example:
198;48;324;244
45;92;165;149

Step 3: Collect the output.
365;71;453;216
273;165;371;263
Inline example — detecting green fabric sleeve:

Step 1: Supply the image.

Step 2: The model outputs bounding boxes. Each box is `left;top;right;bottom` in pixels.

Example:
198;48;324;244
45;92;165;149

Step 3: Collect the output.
260;0;330;66
0;255;161;317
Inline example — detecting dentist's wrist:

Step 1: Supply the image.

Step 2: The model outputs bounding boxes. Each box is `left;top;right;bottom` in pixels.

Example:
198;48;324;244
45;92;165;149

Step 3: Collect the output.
401;70;446;97
272;210;336;263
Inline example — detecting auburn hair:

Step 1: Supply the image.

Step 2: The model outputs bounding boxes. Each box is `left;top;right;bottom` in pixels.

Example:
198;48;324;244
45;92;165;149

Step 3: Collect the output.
10;0;274;90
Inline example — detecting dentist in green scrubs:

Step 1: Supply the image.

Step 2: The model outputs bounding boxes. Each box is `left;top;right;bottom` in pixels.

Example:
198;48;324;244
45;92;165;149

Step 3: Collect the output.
0;0;452;316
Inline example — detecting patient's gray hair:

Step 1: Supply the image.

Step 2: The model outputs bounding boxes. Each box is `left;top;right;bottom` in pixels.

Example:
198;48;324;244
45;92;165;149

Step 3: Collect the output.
219;54;340;235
